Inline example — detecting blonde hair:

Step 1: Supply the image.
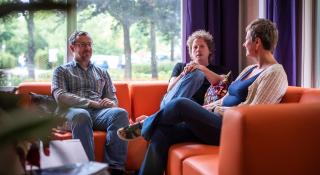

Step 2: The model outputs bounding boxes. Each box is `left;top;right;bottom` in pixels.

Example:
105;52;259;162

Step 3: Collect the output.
187;30;214;59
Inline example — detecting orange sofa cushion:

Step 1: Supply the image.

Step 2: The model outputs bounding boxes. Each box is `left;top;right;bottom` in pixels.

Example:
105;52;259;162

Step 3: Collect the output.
129;81;167;121
113;81;131;119
17;82;52;106
298;89;320;104
279;86;320;105
183;154;219;175
167;143;219;175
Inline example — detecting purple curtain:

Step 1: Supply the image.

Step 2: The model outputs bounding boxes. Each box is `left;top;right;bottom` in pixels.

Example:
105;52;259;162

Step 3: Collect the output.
266;0;300;86
182;0;239;76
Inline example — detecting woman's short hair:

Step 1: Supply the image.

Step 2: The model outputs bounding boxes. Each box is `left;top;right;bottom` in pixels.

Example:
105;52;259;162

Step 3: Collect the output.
68;31;89;45
246;18;278;52
187;30;214;58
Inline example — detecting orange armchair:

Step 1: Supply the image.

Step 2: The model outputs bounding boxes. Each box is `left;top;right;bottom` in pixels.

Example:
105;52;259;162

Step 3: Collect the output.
167;86;320;175
218;102;320;175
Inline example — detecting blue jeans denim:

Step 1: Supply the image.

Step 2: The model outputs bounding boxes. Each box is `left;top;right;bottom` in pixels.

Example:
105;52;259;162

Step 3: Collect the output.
64;107;129;170
160;69;205;108
139;98;222;175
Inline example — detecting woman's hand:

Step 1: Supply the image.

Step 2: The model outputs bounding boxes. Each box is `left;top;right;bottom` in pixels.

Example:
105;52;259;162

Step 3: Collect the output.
183;61;202;74
202;102;216;112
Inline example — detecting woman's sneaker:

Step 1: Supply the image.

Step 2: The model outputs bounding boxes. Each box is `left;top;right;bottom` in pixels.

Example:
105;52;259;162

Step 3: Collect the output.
117;122;142;141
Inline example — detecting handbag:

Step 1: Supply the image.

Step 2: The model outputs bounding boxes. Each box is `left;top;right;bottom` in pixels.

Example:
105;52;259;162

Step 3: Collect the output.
203;71;231;105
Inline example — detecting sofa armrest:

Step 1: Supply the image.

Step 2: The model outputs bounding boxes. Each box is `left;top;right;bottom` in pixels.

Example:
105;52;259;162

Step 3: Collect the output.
219;103;320;175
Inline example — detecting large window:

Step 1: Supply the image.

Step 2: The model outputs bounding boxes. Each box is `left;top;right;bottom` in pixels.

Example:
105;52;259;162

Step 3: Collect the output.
0;0;67;86
0;0;181;86
76;0;181;80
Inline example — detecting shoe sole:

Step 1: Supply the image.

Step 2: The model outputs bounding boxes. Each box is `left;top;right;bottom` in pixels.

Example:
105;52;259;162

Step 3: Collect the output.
117;127;141;141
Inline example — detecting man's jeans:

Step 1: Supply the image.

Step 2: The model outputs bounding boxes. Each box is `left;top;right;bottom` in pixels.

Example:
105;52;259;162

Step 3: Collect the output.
160;69;205;108
64;107;129;170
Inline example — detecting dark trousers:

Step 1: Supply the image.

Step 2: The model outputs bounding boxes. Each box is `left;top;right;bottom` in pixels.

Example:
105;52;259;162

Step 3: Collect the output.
139;98;222;175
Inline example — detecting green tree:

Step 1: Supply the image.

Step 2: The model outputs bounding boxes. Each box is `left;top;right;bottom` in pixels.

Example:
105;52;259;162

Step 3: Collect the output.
78;12;122;55
1;0;68;81
34;48;49;69
138;0;158;78
157;0;180;62
78;0;142;79
139;0;181;78
0;18;17;54
103;0;142;79
0;30;14;52
1;17;27;58
0;52;16;69
14;0;36;79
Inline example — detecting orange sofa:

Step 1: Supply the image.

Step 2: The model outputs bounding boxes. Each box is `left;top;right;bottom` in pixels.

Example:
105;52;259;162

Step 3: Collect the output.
167;86;320;175
17;82;320;174
16;81;167;171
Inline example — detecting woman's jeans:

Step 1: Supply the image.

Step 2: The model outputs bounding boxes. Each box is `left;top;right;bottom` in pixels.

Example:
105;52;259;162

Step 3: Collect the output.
139;98;222;175
64;107;129;170
160;69;205;108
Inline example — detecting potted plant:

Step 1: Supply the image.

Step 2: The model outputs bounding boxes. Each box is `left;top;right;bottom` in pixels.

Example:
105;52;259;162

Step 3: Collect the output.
0;92;60;174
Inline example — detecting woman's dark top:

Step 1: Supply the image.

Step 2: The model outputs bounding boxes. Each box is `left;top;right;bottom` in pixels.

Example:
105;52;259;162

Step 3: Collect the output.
170;62;228;105
222;66;261;106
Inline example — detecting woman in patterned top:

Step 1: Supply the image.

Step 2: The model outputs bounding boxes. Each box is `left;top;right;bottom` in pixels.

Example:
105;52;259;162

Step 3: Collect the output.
118;18;288;175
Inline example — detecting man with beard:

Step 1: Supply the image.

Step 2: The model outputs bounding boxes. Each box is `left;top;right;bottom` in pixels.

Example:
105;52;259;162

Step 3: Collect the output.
51;31;129;175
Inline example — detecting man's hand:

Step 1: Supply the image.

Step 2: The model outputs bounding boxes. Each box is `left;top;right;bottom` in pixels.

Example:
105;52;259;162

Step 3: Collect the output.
88;100;101;108
99;98;116;108
88;98;115;108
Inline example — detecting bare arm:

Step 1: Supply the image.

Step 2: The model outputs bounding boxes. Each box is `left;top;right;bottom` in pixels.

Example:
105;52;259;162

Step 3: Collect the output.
166;63;186;92
198;65;224;84
167;74;182;92
189;62;224;85
167;62;196;91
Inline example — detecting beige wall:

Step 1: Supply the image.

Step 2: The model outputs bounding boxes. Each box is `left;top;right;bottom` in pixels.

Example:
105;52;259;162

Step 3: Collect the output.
238;0;260;73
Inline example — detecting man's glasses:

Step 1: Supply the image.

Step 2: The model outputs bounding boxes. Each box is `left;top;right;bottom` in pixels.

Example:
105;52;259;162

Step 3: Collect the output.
74;42;93;48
